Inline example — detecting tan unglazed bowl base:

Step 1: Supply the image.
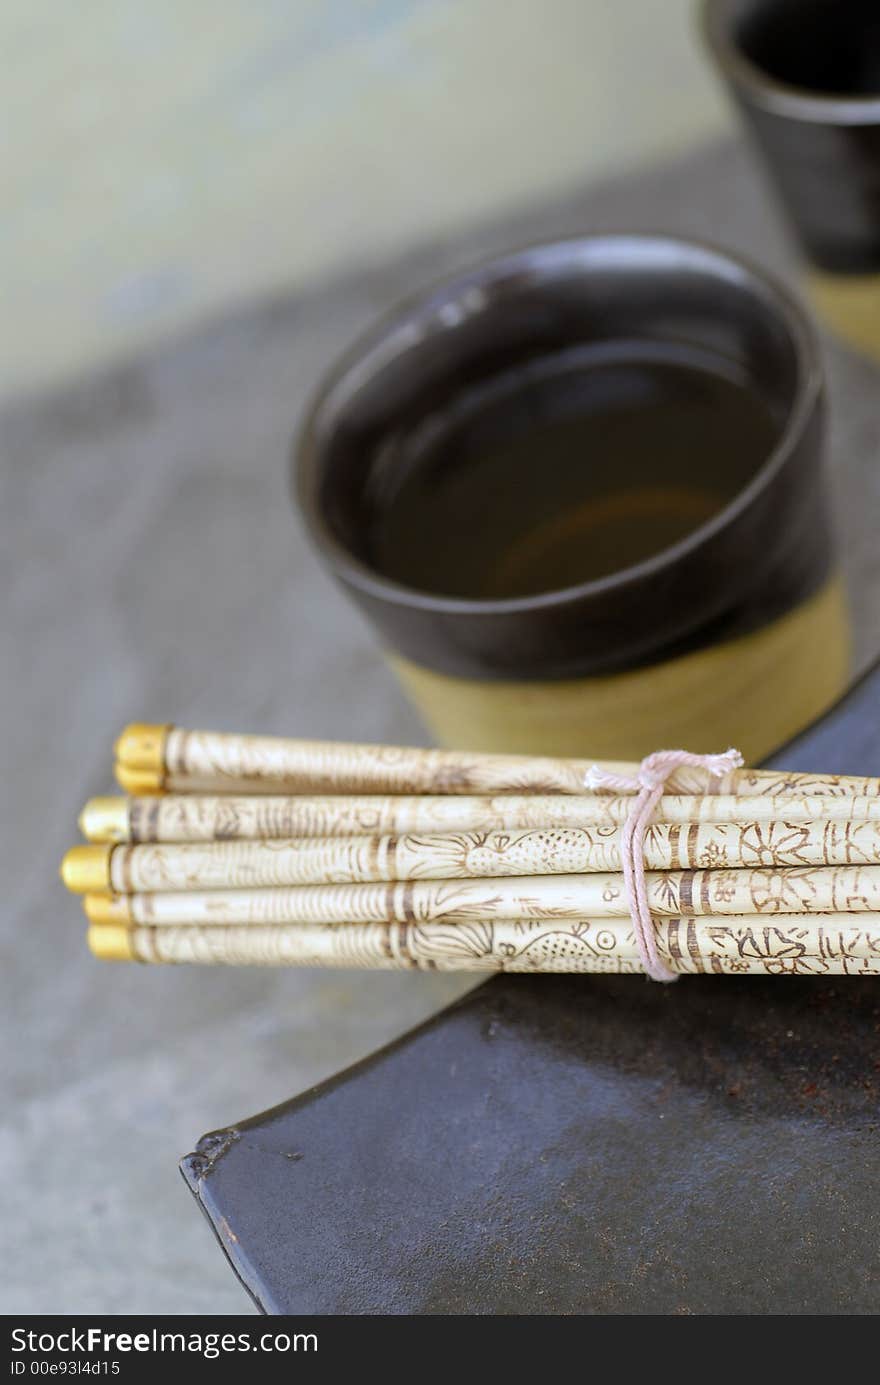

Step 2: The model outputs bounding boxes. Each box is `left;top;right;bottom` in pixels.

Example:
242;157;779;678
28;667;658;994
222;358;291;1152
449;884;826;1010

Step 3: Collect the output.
391;575;851;765
809;270;880;361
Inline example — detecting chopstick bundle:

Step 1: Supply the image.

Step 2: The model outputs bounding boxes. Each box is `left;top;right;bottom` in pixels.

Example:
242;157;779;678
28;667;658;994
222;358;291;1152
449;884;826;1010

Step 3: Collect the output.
59;722;880;978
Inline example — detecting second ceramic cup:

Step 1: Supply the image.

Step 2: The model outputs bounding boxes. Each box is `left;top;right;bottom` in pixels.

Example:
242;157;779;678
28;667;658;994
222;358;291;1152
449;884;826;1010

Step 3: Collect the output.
295;234;849;762
703;0;880;358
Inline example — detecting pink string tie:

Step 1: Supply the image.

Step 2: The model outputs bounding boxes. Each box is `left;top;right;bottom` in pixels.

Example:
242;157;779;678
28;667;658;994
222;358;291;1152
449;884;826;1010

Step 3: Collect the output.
584;748;744;983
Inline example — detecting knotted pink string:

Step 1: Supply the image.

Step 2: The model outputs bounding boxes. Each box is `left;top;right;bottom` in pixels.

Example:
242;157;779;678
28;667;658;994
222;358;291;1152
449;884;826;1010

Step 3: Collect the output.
585;748;744;982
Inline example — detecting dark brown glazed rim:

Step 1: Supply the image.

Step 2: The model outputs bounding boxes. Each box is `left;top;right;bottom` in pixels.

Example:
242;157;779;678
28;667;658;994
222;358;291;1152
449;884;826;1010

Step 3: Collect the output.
701;0;880;124
294;234;828;680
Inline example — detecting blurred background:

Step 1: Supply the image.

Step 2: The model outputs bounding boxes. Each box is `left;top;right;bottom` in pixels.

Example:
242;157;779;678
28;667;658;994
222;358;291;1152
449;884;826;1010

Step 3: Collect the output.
4;0;731;400
7;0;880;1318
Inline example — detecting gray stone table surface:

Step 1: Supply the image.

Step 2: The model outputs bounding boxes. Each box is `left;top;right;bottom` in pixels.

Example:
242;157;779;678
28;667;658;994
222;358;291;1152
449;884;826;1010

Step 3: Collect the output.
3;137;880;1314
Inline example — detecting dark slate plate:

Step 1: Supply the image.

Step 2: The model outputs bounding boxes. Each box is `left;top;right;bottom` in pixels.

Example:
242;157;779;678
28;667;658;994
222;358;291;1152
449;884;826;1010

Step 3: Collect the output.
181;660;880;1314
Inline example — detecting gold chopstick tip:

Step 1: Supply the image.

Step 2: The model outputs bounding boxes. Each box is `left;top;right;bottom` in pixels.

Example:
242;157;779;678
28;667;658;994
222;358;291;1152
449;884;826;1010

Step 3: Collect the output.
114;764;164;795
113;723;169;775
83;893;132;925
78;797;130;843
87;924;136;962
60;844;112;894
